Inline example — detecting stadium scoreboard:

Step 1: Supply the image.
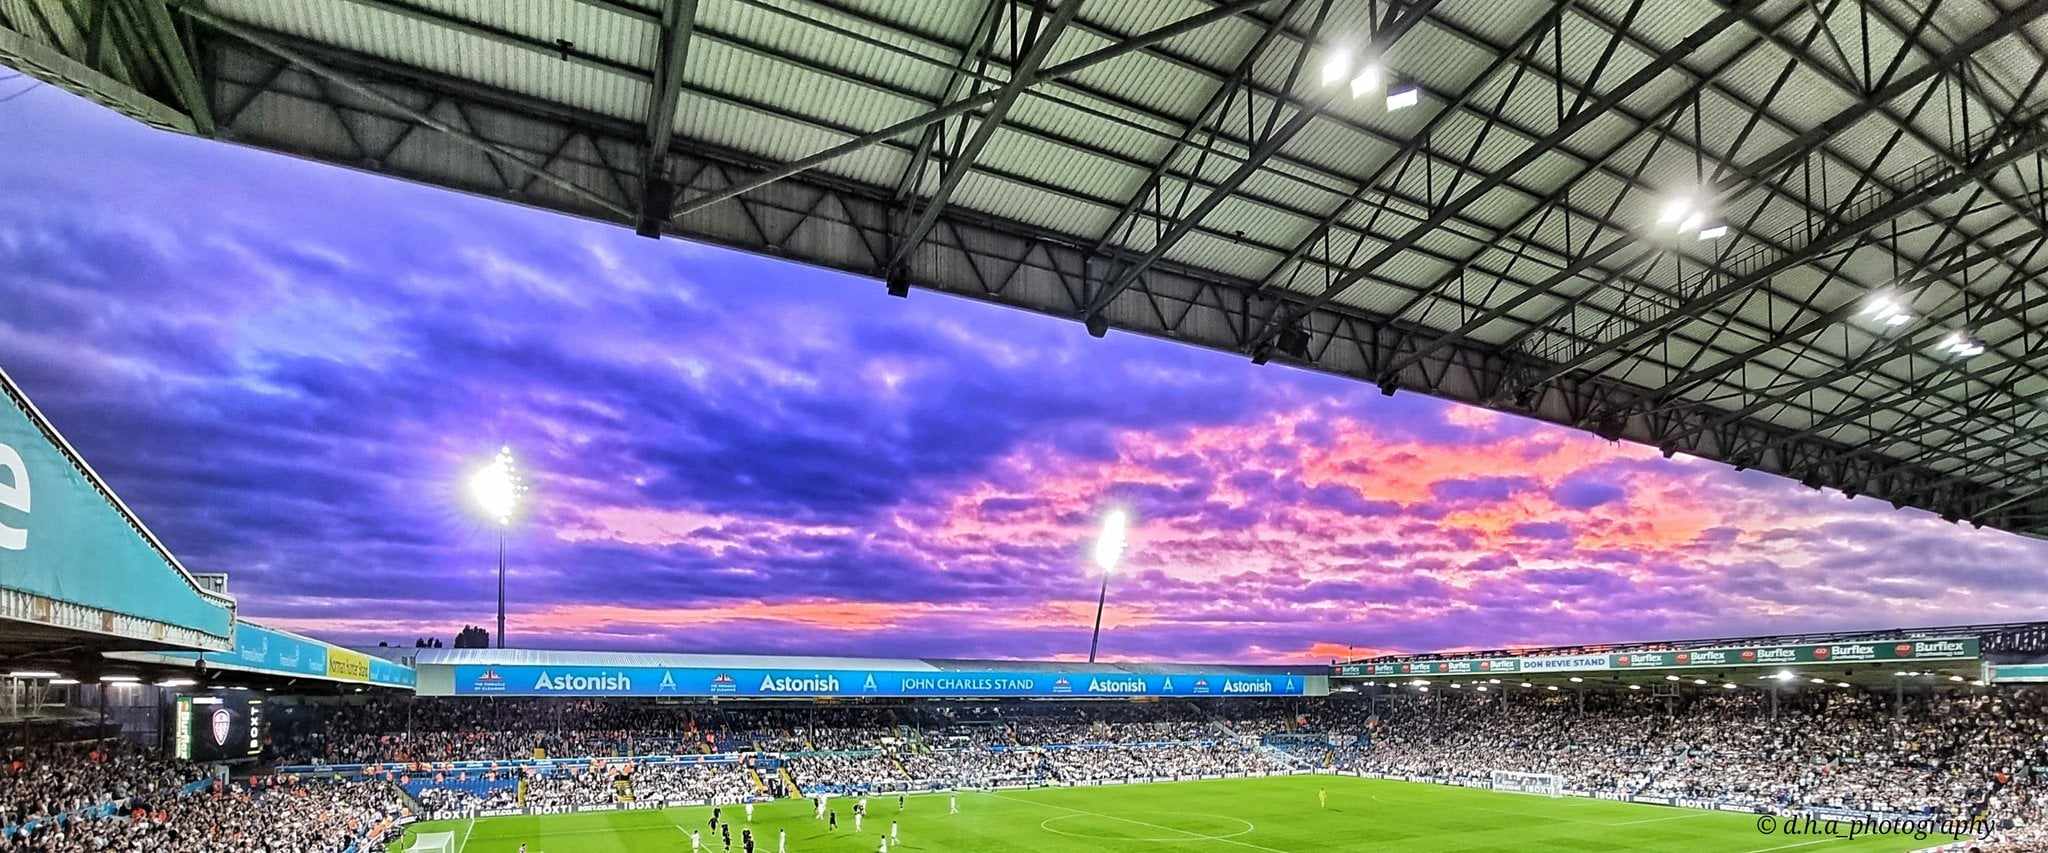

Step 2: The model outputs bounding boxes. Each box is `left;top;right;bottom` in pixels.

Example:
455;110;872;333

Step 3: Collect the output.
172;695;263;761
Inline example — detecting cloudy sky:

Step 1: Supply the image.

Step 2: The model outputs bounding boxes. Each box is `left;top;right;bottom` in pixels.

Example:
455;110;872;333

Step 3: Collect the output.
3;86;2043;663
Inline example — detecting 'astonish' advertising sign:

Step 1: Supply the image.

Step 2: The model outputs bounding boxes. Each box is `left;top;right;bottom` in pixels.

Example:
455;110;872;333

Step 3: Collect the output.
449;665;1308;698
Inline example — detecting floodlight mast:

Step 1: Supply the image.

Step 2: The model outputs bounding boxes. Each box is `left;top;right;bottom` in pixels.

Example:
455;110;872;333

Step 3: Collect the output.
1086;509;1129;664
469;446;521;648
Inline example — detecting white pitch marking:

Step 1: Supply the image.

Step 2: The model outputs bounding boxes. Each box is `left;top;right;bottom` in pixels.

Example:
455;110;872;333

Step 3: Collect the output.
988;791;1288;853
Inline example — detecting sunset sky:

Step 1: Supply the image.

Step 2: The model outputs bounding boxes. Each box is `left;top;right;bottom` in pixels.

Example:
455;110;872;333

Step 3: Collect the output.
5;87;2044;663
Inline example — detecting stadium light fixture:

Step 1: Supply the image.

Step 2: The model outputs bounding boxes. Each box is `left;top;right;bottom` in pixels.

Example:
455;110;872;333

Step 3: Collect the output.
1809;677;1826;684
1092;509;1129;574
1475;685;1488;692
1835;682;1851;688
1937;332;1986;359
50;678;77;686
1656;196;1695;228
1451;682;1463;689
1664;675;1680;682
1386;82;1420;111
157;678;195;688
469;445;524;649
98;675;139;683
1086;508;1131;664
1628;684;1641;690
1568;676;1583;683
1487;678;1501;684
469;446;521;526
1655;194;1716;238
1349;64;1382;99
8;670;59;679
1546;685;1559;692
1320;47;1354;86
1722;683;1737;689
1775;670;1796;682
1692;679;1708;686
1862;294;1913;327
1971;679;1986;687
1948;675;1965;682
1893;671;1910;677
1520;682;1533;688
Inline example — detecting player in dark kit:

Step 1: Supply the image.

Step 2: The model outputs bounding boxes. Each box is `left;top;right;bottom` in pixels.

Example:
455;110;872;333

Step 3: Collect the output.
829;810;838;830
721;823;732;851
898;794;905;812
742;828;755;853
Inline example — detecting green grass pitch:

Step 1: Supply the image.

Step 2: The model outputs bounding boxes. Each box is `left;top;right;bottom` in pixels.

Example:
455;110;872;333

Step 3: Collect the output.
390;776;1940;852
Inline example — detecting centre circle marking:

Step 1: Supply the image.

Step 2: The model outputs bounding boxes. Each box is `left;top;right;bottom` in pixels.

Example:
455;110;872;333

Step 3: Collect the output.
1038;811;1257;842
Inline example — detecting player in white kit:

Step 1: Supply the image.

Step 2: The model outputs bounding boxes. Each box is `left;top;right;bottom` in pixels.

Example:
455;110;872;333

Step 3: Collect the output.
948;793;958;814
745;801;755;822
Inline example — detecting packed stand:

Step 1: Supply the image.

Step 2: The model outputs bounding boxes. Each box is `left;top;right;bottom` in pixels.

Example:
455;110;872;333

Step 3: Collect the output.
4;776;408;853
1338;687;2048;843
0;740;209;832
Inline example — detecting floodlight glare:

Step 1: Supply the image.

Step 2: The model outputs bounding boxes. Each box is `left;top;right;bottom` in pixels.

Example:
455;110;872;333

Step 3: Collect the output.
1349;64;1382;99
1320;48;1354;86
470;446;521;526
1696;223;1729;240
1657;197;1692;225
1093;509;1130;573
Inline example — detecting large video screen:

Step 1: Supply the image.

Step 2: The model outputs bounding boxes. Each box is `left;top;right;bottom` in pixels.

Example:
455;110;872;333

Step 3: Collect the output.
172;696;263;761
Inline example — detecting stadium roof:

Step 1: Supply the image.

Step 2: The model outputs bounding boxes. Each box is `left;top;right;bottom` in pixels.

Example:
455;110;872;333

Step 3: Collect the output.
1340;619;2047;663
415;647;1323;676
6;0;2048;535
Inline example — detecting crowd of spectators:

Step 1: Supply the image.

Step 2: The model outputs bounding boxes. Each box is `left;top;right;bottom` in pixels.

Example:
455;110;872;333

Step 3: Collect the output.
0;741;208;832
1336;687;2048;844
1;776;407;853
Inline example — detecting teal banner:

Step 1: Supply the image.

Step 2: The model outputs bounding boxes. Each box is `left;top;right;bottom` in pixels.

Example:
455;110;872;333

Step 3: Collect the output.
0;374;233;647
160;621;417;689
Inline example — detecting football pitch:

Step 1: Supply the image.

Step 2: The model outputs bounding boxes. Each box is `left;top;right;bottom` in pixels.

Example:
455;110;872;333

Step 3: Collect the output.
389;776;1937;852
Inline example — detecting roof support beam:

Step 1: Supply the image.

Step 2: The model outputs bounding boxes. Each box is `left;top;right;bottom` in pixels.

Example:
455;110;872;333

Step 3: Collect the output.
178;6;634;218
1080;0;1445;333
670;0;1278;219
1254;1;1570;298
1245;4;1748;358
1375;0;2048;385
1089;0;1307;259
885;0;1082;283
638;0;699;237
890;0;1006;206
1529;84;2048;386
1762;291;2048;468
134;0;214;134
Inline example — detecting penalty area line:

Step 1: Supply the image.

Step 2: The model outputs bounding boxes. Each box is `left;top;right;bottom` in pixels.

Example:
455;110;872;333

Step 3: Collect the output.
986;791;1289;853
